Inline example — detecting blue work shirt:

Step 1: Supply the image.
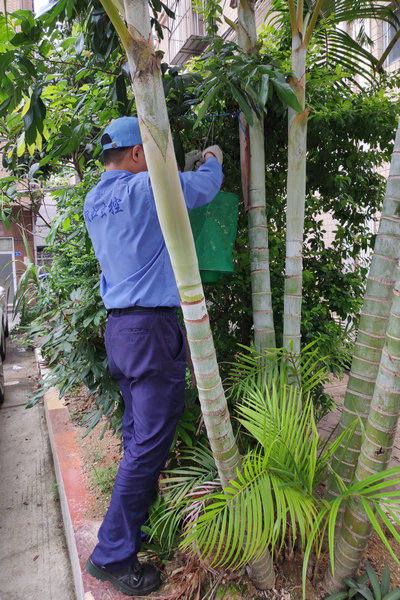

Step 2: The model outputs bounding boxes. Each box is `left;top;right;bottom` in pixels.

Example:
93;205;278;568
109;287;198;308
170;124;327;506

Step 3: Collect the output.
84;157;223;309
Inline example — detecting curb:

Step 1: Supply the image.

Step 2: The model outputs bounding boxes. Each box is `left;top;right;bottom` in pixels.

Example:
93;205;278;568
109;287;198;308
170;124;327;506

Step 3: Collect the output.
36;349;127;600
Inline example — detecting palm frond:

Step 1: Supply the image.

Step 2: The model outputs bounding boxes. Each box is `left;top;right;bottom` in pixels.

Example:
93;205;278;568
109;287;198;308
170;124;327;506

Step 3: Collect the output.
180;449;321;568
327;0;400;28
148;444;218;547
228;341;330;402
236;381;321;492
161;444;218;502
314;28;380;83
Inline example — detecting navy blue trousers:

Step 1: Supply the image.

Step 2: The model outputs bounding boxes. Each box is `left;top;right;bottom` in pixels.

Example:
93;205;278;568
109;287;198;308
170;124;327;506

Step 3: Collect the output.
91;308;186;570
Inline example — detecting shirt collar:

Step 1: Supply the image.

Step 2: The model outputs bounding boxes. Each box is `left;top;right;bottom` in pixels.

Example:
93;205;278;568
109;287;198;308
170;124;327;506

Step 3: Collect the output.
101;169;135;179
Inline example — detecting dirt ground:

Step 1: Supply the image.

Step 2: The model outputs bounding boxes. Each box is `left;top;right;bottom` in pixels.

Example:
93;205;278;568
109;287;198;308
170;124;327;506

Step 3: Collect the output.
64;388;122;520
64;385;400;600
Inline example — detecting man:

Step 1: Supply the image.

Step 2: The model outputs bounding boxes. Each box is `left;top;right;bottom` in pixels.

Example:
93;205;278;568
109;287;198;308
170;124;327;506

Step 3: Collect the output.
83;116;223;597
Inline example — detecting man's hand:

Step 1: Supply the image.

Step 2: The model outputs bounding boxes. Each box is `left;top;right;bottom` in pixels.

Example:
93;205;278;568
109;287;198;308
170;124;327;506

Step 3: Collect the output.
202;145;223;165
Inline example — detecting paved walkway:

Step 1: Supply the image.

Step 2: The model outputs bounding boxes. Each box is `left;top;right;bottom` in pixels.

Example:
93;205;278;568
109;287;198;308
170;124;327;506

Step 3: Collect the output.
0;337;75;600
319;374;400;470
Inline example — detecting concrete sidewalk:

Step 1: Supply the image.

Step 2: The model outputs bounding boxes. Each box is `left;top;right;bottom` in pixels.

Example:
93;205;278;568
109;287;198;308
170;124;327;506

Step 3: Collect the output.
0;337;75;600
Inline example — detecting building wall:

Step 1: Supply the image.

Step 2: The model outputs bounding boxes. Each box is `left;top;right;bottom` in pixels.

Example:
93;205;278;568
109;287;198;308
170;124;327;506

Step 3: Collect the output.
157;0;272;65
0;0;36;302
0;208;35;301
3;0;34;11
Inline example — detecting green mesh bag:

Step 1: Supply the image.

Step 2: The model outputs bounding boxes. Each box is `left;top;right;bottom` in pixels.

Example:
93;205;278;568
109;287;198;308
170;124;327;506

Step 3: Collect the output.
189;191;240;284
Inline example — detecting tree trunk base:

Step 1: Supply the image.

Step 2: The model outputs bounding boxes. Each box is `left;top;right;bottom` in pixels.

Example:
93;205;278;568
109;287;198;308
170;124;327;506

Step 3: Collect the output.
246;549;275;590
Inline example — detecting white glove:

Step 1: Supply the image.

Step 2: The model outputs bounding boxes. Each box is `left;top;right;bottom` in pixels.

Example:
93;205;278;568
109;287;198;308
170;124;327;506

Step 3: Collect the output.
202;145;223;165
184;150;204;171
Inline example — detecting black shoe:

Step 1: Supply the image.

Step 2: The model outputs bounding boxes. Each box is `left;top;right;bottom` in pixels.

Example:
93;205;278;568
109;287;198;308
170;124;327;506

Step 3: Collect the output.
86;557;161;596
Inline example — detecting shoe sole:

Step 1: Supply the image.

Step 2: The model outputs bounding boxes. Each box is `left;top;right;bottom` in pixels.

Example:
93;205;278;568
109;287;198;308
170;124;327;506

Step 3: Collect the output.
86;559;161;597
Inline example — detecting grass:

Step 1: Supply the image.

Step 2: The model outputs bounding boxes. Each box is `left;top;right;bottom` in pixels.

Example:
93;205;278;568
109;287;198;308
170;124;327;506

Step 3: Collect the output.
92;465;118;496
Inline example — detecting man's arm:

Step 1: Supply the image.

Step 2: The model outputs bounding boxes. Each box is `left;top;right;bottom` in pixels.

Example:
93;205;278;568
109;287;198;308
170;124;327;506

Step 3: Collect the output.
179;155;224;211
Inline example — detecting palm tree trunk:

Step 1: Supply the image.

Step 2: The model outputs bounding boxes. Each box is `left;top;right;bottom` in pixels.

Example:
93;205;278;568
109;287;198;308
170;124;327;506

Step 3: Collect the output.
234;0;276;588
237;0;276;353
283;33;307;355
99;0;240;485
327;120;400;499
324;263;400;592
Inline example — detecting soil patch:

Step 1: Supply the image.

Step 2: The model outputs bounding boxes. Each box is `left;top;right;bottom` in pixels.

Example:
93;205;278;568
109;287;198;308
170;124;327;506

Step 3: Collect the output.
64;387;122;520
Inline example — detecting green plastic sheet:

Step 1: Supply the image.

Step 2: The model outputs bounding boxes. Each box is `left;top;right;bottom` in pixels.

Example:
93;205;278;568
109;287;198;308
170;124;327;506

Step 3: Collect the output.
189;191;240;284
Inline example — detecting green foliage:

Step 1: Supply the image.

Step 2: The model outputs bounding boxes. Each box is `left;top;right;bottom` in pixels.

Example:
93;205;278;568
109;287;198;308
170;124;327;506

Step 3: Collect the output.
0;5;129;178
142;495;181;561
143;444;218;560
325;564;400;600
267;0;400;85
193;39;301;127
3;3;400;438
192;0;222;36
179;372;351;569
169;369;400;599
92;465;118;496
228;341;335;420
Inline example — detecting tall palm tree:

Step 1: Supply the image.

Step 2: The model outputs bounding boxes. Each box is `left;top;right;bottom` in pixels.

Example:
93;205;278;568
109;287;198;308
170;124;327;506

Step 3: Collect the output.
236;0;276;353
328;119;400;497
280;0;400;355
325;259;400;591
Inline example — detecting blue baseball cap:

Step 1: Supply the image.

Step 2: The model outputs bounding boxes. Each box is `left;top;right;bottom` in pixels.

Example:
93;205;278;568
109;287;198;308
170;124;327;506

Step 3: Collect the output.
101;116;143;151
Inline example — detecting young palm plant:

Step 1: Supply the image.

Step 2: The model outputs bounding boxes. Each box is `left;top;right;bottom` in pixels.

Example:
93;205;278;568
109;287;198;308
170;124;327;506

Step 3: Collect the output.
166;366;400;599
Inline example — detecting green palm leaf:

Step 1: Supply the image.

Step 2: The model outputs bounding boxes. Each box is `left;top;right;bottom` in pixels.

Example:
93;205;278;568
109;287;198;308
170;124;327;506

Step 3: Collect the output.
314;28;380;84
180;450;320;568
229;341;329;402
180;377;327;568
177;368;400;599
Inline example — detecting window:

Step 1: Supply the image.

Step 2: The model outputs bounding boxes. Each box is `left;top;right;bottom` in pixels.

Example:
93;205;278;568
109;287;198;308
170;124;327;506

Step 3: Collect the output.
0;238;13;252
387;14;400;66
0;237;16;303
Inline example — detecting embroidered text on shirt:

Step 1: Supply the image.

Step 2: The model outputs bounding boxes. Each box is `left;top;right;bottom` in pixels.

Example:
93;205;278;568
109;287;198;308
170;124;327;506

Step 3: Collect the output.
84;198;124;223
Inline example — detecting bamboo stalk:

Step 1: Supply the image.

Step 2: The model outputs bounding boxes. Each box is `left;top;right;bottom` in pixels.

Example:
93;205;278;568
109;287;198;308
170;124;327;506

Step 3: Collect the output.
324;263;400;591
327;120;400;498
